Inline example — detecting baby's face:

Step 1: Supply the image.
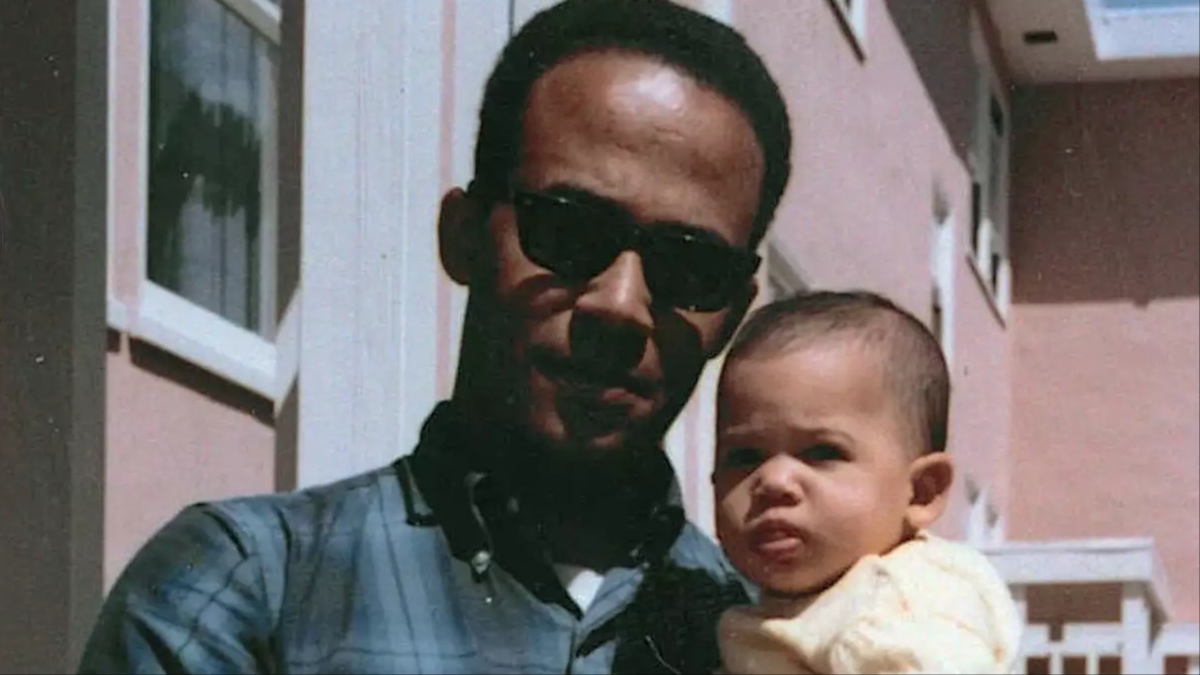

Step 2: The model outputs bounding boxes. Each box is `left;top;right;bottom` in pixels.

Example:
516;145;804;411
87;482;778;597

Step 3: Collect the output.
713;343;917;597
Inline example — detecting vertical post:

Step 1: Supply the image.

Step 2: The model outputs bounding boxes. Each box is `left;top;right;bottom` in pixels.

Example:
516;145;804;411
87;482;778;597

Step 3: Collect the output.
445;0;512;397
296;0;444;487
0;0;108;669
1121;583;1151;675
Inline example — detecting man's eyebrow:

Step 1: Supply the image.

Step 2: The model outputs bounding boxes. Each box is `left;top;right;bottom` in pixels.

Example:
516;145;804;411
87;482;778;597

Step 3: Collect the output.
540;183;730;246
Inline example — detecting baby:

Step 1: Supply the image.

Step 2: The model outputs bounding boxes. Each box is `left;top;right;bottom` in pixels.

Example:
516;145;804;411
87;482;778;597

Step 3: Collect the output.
712;290;1021;674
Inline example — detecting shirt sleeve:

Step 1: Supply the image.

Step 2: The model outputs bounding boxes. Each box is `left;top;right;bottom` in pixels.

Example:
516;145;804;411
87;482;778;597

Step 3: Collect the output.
77;504;275;675
827;610;1012;675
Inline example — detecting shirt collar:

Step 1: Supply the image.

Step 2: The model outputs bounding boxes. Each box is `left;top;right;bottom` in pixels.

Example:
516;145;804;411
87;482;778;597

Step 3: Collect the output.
399;400;687;575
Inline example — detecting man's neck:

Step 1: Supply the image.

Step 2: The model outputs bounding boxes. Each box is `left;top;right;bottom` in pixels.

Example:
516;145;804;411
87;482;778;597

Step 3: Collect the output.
426;396;679;569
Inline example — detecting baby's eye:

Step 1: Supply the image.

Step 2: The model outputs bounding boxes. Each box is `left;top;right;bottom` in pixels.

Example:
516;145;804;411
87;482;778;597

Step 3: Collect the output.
718;447;763;470
796;444;847;464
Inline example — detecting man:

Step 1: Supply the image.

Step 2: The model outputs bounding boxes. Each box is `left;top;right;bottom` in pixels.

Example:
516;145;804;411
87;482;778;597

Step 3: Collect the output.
79;0;791;672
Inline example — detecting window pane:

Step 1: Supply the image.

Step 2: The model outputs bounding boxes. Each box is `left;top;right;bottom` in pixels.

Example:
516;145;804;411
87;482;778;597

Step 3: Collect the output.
148;0;278;335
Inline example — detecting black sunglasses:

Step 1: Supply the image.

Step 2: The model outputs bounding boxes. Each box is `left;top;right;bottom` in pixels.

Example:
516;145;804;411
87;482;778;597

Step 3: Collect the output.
510;189;760;312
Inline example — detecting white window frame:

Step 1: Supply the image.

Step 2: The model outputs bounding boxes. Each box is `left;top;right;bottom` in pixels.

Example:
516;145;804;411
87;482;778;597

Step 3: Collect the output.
827;0;869;59
113;0;283;401
965;477;1005;547
968;10;1012;322
105;0;130;334
931;187;956;365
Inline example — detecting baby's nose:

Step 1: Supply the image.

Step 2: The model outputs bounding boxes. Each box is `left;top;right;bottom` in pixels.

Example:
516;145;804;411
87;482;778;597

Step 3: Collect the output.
751;455;803;505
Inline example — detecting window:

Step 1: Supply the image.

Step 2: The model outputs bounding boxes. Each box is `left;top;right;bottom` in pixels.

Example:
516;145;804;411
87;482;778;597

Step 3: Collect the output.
968;11;1011;319
148;0;279;337
827;0;868;58
122;0;282;399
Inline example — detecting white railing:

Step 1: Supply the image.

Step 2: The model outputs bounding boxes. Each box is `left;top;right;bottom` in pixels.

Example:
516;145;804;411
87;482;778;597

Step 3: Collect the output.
1017;622;1199;674
985;538;1199;674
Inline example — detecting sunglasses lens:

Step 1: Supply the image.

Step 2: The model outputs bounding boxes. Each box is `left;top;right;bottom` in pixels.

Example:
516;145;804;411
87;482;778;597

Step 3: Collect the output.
512;190;757;312
515;194;620;280
643;236;757;312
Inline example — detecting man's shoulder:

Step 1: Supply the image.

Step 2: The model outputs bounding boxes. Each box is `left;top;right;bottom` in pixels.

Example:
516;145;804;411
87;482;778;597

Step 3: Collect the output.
201;463;404;541
668;521;743;580
123;462;414;589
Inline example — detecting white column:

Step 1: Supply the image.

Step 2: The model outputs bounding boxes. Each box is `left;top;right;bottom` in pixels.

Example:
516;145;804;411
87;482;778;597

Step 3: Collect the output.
297;0;444;487
446;0;513;389
1121;583;1152;675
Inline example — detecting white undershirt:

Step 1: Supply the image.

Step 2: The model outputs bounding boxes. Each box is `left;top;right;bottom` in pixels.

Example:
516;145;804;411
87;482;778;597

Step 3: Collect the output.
553;564;605;612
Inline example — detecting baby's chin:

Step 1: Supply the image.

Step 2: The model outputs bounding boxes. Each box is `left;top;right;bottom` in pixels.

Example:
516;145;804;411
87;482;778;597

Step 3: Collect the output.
755;566;850;606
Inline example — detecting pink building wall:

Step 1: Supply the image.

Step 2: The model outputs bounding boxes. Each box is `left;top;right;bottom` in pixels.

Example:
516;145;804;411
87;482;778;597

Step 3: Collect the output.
1008;78;1200;622
735;0;1014;538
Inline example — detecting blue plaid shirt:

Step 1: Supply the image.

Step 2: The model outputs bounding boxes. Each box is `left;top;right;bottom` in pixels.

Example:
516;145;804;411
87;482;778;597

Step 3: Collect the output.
79;404;749;674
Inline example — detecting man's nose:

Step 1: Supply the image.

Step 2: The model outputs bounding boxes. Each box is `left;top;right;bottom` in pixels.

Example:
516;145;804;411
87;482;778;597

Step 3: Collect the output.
752;455;803;506
570;251;654;370
573;250;654;335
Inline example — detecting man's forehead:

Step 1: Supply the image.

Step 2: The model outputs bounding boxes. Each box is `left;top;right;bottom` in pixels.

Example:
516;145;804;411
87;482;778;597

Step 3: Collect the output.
519;50;764;239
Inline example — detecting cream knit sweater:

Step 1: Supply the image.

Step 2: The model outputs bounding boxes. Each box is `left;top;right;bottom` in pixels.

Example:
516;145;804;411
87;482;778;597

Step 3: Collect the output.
718;532;1022;674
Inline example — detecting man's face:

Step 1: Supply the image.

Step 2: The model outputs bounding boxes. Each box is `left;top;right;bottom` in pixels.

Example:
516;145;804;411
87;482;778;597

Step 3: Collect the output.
713;344;917;597
465;51;764;460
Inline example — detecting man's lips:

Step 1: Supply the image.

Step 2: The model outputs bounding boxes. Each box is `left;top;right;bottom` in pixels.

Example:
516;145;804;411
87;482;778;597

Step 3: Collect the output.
532;348;658;401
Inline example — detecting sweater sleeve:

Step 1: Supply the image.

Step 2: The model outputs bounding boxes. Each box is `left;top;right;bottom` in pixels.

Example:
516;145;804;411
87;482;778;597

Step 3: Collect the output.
826;607;1014;675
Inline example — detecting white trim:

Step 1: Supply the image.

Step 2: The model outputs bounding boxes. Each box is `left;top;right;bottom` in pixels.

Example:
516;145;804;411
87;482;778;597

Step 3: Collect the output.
1022;622;1124;656
273;290;300;410
1085;0;1200;61
511;0;559;32
258;35;280;339
968;9;1013;317
967;250;1009;326
397;0;446;459
932;204;956;364
446;0;512;388
827;0;868;59
699;0;735;24
135;0;150;286
105;0;122;333
216;0;282;45
766;240;808;298
297;0;446;487
131;283;276;399
107;296;130;333
982;537;1172;620
1155;623;1200;657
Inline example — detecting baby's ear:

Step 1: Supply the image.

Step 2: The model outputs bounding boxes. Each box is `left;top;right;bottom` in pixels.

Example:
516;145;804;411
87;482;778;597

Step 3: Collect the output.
905;452;954;531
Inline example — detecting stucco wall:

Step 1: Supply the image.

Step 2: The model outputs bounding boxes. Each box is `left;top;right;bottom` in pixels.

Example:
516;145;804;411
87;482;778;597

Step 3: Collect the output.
1009;78;1200;622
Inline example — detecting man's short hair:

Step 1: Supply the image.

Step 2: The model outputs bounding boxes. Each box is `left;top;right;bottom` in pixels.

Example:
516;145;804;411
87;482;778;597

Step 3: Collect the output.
473;0;792;248
724;290;951;454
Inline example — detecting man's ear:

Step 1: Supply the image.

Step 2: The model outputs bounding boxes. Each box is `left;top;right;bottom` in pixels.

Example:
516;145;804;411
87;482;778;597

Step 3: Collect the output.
905;451;954;532
439;187;489;287
708;278;758;359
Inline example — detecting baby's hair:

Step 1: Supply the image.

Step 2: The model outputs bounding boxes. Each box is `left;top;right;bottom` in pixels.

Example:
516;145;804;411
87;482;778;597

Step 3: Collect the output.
724;290;950;454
